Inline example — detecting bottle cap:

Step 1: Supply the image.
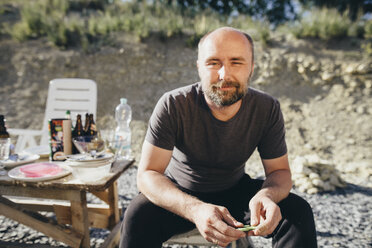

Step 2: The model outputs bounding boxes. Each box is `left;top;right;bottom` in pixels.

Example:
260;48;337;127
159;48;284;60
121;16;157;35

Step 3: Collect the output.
65;110;71;119
120;98;127;104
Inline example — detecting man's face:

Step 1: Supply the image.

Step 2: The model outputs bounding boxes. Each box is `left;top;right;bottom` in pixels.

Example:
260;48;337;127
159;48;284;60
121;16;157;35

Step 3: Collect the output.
197;30;254;107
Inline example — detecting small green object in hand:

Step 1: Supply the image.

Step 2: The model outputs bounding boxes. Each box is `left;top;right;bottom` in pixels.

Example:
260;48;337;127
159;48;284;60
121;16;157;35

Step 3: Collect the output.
237;225;256;232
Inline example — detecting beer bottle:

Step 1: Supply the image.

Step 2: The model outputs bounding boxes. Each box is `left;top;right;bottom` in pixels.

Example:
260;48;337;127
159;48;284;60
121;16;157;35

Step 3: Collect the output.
72;114;84;137
86;113;97;137
83;113;90;135
71;114;84;154
0;115;10;139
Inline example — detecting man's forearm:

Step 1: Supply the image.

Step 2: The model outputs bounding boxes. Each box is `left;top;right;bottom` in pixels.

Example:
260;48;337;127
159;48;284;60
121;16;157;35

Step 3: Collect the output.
259;169;292;203
137;170;204;222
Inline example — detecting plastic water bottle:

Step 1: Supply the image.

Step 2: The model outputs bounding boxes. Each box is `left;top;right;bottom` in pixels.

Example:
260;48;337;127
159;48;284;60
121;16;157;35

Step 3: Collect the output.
114;98;132;160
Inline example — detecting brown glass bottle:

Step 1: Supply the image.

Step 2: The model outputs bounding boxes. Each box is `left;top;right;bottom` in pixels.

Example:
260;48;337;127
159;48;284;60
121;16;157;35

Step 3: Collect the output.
71;114;84;154
72;114;84;137
86;113;97;137
0;115;10;139
83;113;90;135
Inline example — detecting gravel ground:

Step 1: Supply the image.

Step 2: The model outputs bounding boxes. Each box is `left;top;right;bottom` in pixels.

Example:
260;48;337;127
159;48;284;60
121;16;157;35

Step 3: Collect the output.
0;166;371;248
0;14;371;247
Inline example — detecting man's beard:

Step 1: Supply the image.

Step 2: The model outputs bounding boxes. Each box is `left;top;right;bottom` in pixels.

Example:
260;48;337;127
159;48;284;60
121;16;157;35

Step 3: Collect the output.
203;80;248;107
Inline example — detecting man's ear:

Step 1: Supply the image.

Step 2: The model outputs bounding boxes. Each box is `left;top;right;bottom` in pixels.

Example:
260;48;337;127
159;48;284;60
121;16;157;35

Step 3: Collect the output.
197;60;202;78
249;63;255;78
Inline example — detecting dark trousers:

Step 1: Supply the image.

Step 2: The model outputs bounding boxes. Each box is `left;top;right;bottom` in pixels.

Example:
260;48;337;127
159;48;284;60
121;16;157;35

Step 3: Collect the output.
120;175;317;248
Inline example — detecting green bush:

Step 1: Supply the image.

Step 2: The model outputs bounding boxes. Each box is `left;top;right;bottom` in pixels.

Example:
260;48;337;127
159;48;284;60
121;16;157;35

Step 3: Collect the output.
10;0;68;41
68;0;112;11
11;4;44;40
365;19;372;39
348;21;365;38
291;8;352;40
362;42;372;56
8;0;370;49
45;17;86;48
9;0;275;48
88;12;115;36
228;15;271;45
11;21;33;41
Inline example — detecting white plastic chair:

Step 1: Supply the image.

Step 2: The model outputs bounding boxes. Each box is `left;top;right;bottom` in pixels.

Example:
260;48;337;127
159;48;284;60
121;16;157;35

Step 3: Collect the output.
9;78;97;153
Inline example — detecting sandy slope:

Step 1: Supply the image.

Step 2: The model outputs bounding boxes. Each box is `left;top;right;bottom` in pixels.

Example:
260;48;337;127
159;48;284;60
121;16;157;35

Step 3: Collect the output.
0;33;371;188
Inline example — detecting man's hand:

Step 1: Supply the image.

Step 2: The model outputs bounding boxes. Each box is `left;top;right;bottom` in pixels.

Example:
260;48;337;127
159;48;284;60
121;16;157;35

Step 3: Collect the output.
248;192;282;237
190;203;246;247
246;154;291;237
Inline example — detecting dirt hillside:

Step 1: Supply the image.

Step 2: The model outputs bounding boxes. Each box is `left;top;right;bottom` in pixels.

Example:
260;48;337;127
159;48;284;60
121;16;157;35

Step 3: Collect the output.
0;32;371;188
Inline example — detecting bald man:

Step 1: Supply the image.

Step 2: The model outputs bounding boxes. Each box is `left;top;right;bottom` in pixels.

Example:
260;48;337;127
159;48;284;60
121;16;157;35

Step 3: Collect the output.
120;27;317;248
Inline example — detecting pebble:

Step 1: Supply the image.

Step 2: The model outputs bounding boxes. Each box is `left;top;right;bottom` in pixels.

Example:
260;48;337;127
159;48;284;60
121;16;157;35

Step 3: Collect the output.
0;167;370;248
321;71;335;81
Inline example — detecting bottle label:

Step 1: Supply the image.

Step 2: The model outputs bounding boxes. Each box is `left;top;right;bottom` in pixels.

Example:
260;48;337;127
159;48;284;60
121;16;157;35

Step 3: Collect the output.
114;134;131;149
114;133;131;159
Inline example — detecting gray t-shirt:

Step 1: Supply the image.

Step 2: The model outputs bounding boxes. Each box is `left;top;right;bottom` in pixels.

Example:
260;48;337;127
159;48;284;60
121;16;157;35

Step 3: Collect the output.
145;82;287;192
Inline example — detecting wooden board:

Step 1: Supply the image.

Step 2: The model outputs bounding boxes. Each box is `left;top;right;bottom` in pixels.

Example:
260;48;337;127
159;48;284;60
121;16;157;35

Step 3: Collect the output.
54;204;110;228
0;195;82;247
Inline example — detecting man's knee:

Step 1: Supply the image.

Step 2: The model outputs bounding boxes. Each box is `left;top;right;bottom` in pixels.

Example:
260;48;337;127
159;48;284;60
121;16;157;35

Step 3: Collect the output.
280;193;315;223
293;194;313;213
120;194;164;247
273;193;317;247
122;194;159;232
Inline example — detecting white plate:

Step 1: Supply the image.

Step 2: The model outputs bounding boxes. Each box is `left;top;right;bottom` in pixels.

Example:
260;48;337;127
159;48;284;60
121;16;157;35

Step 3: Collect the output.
66;153;113;163
24;145;50;158
67;159;113;168
2;153;41;168
8;162;72;182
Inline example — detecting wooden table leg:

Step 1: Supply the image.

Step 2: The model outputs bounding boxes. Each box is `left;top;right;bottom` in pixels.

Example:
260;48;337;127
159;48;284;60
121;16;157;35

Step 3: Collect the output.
91;182;121;247
107;181;120;229
70;191;90;248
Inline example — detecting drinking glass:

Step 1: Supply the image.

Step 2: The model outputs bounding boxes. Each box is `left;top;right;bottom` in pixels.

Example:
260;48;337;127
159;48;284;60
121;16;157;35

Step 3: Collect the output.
100;129;117;155
0;138;10;161
0;138;10;176
72;135;105;158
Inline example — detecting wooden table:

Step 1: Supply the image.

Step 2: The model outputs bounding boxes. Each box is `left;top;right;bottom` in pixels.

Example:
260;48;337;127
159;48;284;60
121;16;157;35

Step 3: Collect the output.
0;159;134;248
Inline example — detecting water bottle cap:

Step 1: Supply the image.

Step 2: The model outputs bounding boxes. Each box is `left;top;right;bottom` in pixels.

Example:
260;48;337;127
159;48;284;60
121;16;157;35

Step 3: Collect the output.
120;98;127;104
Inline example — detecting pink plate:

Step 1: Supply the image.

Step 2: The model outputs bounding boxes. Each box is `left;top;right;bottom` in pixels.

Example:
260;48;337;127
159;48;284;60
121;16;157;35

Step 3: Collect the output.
8;162;72;182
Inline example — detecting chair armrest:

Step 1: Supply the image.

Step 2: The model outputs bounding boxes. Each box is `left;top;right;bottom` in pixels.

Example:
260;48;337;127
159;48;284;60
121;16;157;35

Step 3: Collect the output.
8;128;43;136
8;128;44;153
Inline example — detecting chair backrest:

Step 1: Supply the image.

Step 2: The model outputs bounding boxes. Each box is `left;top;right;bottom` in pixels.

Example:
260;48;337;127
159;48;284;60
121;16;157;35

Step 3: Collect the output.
39;78;97;145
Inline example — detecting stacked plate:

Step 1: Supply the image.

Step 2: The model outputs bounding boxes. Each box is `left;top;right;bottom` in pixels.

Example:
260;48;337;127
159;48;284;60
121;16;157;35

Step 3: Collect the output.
65;153;114;182
2;152;40;169
66;153;113;166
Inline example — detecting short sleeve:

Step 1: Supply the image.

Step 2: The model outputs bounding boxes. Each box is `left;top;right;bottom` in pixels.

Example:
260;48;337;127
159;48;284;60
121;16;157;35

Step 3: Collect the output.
145;93;177;150
257;100;287;159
